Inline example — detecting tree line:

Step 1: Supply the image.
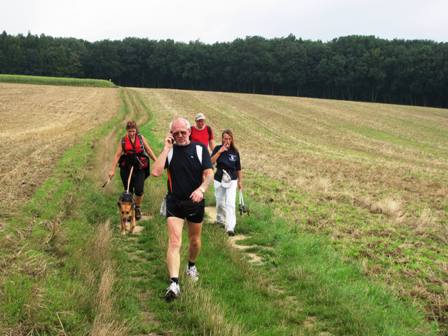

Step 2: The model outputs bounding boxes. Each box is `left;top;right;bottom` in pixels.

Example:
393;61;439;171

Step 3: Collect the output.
1;31;447;108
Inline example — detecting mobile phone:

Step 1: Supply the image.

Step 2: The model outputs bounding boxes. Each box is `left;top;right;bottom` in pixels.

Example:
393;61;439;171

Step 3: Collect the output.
168;132;175;144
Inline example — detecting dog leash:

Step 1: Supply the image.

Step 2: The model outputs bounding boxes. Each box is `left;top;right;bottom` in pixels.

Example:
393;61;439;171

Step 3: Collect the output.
102;176;112;188
126;165;134;193
102;165;134;189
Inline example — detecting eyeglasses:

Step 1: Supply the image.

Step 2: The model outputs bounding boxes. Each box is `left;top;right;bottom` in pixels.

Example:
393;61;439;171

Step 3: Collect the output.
172;131;188;137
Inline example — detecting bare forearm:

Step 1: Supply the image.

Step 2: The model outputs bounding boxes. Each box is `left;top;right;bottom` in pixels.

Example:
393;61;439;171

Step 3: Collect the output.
152;147;169;176
211;151;221;164
143;137;157;161
110;145;123;171
111;154;120;170
202;169;213;190
209;139;216;151
147;147;157;161
237;170;243;190
190;168;213;202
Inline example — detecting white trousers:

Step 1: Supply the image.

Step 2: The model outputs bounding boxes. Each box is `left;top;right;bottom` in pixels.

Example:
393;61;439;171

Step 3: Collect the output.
214;180;238;232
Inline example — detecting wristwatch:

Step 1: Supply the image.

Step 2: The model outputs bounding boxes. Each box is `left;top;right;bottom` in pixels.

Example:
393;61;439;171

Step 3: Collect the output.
199;187;206;193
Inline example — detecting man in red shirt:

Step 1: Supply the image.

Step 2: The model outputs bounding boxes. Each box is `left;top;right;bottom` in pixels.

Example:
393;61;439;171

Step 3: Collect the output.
190;113;216;152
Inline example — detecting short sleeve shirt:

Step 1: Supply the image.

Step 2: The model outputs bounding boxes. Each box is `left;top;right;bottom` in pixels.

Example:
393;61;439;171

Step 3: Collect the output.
165;142;213;200
211;145;241;181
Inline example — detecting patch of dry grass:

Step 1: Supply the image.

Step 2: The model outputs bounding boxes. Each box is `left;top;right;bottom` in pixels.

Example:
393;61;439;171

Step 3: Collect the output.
370;197;404;218
181;280;244;336
90;220;128;336
0;83;119;217
90;320;128;336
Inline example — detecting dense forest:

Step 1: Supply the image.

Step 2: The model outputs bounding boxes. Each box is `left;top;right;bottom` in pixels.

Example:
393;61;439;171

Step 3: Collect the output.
1;31;447;108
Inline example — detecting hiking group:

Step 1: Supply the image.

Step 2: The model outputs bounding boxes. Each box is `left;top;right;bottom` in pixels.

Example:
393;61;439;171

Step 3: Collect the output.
108;113;243;301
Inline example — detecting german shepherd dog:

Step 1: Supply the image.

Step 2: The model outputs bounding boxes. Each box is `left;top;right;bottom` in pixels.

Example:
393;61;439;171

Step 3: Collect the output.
117;191;136;235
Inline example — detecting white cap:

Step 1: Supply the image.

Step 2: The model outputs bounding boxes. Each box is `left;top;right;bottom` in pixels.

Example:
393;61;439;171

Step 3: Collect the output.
195;113;206;121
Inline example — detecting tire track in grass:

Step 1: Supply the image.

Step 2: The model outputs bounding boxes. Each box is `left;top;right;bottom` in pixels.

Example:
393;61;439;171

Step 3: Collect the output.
116;229;163;336
91;220;129;336
104;88;165;335
132;201;255;335
115;88;239;334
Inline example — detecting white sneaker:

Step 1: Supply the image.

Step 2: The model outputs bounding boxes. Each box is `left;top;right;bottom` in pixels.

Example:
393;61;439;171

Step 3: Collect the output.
165;282;180;301
185;265;199;282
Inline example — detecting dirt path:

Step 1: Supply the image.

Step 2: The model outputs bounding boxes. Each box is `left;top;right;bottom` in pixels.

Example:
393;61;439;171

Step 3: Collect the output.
204;206;263;264
95;88;163;335
120;232;163;336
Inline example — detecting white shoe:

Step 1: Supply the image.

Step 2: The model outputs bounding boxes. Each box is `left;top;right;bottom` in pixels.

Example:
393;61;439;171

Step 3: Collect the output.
186;265;199;282
165;282;180;301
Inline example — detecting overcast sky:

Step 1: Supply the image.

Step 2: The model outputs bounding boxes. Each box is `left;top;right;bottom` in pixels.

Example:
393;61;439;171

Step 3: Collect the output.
1;0;447;43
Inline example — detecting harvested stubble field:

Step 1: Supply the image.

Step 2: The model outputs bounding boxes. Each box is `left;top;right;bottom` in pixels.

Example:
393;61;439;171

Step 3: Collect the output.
0;83;119;218
1;83;447;334
136;88;448;328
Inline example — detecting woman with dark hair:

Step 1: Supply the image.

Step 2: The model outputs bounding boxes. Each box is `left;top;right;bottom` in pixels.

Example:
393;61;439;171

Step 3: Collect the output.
211;129;243;236
108;120;157;220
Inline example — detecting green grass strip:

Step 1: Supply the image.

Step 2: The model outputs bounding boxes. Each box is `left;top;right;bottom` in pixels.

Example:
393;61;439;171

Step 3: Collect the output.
114;193;437;335
0;74;117;87
232;199;438;335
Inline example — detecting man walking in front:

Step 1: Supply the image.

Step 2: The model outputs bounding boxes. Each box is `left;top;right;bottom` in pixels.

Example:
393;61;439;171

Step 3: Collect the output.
152;117;213;301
